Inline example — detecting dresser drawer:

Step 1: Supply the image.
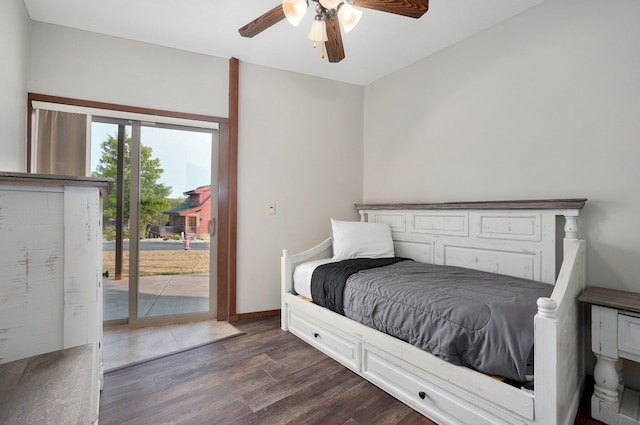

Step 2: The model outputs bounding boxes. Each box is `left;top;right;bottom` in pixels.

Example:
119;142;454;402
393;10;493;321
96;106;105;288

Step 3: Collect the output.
619;314;640;361
287;308;360;371
361;345;524;425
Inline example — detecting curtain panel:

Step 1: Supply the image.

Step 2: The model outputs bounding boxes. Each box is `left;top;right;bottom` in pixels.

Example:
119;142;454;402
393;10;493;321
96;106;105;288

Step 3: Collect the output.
35;109;87;176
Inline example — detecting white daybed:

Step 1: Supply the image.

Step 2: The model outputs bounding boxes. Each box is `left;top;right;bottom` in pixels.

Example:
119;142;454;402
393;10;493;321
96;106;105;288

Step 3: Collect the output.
281;199;587;425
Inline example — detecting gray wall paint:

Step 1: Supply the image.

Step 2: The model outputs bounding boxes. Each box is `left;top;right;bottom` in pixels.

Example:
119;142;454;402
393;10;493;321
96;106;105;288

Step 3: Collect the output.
364;0;640;294
26;22;364;314
237;63;363;313
0;0;30;171
364;0;640;385
29;22;229;117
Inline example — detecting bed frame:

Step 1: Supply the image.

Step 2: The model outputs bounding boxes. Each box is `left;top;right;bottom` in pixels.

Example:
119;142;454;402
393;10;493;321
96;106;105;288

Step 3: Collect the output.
281;199;587;425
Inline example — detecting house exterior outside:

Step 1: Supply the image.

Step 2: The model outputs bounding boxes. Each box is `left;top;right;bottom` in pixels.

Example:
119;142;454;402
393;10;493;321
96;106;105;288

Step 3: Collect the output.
158;185;211;238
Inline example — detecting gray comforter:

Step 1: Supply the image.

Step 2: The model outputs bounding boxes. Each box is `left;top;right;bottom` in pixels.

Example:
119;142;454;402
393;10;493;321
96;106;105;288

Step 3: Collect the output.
324;260;553;382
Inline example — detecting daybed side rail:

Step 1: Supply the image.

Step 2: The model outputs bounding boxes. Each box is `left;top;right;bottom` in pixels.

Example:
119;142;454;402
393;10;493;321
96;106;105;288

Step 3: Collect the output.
534;238;586;425
281;238;333;331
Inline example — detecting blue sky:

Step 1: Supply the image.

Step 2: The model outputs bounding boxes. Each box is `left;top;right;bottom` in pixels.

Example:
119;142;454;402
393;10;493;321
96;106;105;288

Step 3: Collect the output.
90;122;212;198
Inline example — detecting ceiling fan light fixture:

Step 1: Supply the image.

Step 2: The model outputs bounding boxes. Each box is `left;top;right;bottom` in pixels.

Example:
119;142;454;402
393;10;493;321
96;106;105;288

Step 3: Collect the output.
241;0;430;62
337;2;362;33
319;0;341;10
307;16;328;43
282;0;308;26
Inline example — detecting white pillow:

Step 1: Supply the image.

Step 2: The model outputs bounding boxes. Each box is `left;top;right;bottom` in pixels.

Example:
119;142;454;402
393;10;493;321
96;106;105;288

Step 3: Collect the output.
331;218;395;260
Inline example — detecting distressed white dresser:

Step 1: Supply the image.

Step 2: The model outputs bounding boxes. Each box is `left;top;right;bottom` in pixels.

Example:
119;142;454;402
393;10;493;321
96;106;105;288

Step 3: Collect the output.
0;172;111;424
580;286;640;425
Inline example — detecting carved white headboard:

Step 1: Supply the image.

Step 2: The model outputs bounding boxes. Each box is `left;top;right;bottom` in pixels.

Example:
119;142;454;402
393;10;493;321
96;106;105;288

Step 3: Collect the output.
357;199;586;284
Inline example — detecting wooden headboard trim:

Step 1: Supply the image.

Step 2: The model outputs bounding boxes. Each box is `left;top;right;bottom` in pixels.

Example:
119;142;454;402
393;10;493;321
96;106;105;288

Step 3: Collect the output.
355;198;587;211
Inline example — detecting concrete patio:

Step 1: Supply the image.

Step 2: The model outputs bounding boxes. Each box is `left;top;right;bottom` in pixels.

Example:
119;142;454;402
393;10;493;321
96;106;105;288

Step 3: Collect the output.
104;274;210;321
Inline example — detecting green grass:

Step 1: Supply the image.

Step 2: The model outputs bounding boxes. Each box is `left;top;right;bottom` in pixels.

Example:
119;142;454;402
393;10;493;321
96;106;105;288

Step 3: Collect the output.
103;249;209;277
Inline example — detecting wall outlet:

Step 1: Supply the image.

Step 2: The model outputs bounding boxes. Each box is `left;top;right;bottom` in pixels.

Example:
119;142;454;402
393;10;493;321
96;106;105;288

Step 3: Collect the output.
267;203;276;216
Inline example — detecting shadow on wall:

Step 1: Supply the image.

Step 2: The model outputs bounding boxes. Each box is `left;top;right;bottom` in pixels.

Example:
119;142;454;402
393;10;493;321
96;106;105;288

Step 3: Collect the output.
580;200;639;291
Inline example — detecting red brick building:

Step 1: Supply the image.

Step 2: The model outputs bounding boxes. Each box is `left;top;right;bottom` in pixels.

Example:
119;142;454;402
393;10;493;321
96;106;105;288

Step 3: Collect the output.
164;185;211;238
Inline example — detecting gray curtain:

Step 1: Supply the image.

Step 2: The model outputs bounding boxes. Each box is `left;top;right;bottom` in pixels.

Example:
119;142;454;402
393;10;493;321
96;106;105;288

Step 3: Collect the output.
36;110;87;176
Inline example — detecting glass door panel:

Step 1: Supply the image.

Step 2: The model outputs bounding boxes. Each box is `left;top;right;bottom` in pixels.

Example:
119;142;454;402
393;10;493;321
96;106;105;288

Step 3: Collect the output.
135;125;214;319
91;121;131;322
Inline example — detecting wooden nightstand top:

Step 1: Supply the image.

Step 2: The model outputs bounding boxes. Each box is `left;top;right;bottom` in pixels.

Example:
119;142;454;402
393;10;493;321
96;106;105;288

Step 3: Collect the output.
579;286;640;314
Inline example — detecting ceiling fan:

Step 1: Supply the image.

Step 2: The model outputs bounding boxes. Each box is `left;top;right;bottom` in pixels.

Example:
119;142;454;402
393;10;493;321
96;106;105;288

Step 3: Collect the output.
239;0;429;63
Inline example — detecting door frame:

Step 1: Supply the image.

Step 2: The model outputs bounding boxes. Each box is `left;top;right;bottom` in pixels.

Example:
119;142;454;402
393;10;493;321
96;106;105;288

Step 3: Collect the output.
27;78;238;323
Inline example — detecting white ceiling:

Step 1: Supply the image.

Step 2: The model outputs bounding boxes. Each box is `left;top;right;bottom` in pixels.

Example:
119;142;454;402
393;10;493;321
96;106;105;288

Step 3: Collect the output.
22;0;543;86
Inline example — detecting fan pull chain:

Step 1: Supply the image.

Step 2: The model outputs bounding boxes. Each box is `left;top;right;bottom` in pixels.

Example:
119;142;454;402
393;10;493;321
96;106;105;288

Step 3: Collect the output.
311;41;326;60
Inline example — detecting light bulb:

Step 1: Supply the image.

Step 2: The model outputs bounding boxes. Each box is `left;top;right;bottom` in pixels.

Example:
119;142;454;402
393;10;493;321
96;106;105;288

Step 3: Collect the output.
338;2;362;33
282;0;308;26
307;19;328;43
319;0;341;10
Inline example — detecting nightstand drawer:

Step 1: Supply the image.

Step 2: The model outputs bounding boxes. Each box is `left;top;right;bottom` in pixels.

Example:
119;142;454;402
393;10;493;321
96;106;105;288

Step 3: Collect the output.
619;314;640;361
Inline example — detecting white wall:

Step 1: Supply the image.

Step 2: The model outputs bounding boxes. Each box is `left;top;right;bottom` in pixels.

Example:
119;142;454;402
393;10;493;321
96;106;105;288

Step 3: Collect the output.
29;22;229;117
237;63;363;313
364;0;640;386
364;0;640;295
27;22;364;314
0;0;30;171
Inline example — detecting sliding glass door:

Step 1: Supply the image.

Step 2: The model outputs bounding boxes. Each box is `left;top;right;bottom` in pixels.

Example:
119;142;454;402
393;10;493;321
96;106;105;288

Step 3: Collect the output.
133;123;218;320
93;118;219;325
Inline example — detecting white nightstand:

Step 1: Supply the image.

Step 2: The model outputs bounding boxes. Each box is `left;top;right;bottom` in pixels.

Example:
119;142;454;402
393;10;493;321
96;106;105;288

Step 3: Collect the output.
580;286;640;425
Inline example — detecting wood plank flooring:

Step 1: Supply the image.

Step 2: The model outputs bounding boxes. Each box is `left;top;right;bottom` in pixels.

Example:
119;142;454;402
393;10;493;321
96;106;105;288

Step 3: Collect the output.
99;316;604;425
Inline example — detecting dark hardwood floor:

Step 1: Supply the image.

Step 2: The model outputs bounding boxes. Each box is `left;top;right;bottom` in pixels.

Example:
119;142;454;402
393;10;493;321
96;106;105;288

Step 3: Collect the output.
100;316;603;425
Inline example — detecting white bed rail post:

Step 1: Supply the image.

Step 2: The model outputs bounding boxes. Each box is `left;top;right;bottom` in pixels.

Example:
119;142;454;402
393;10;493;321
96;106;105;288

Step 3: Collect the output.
563;211;580;252
534;211;586;425
535;297;559;425
281;249;292;331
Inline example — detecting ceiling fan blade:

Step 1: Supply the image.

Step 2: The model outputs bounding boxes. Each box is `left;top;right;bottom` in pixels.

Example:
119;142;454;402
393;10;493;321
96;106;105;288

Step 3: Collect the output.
325;15;345;63
239;5;286;38
354;0;429;19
